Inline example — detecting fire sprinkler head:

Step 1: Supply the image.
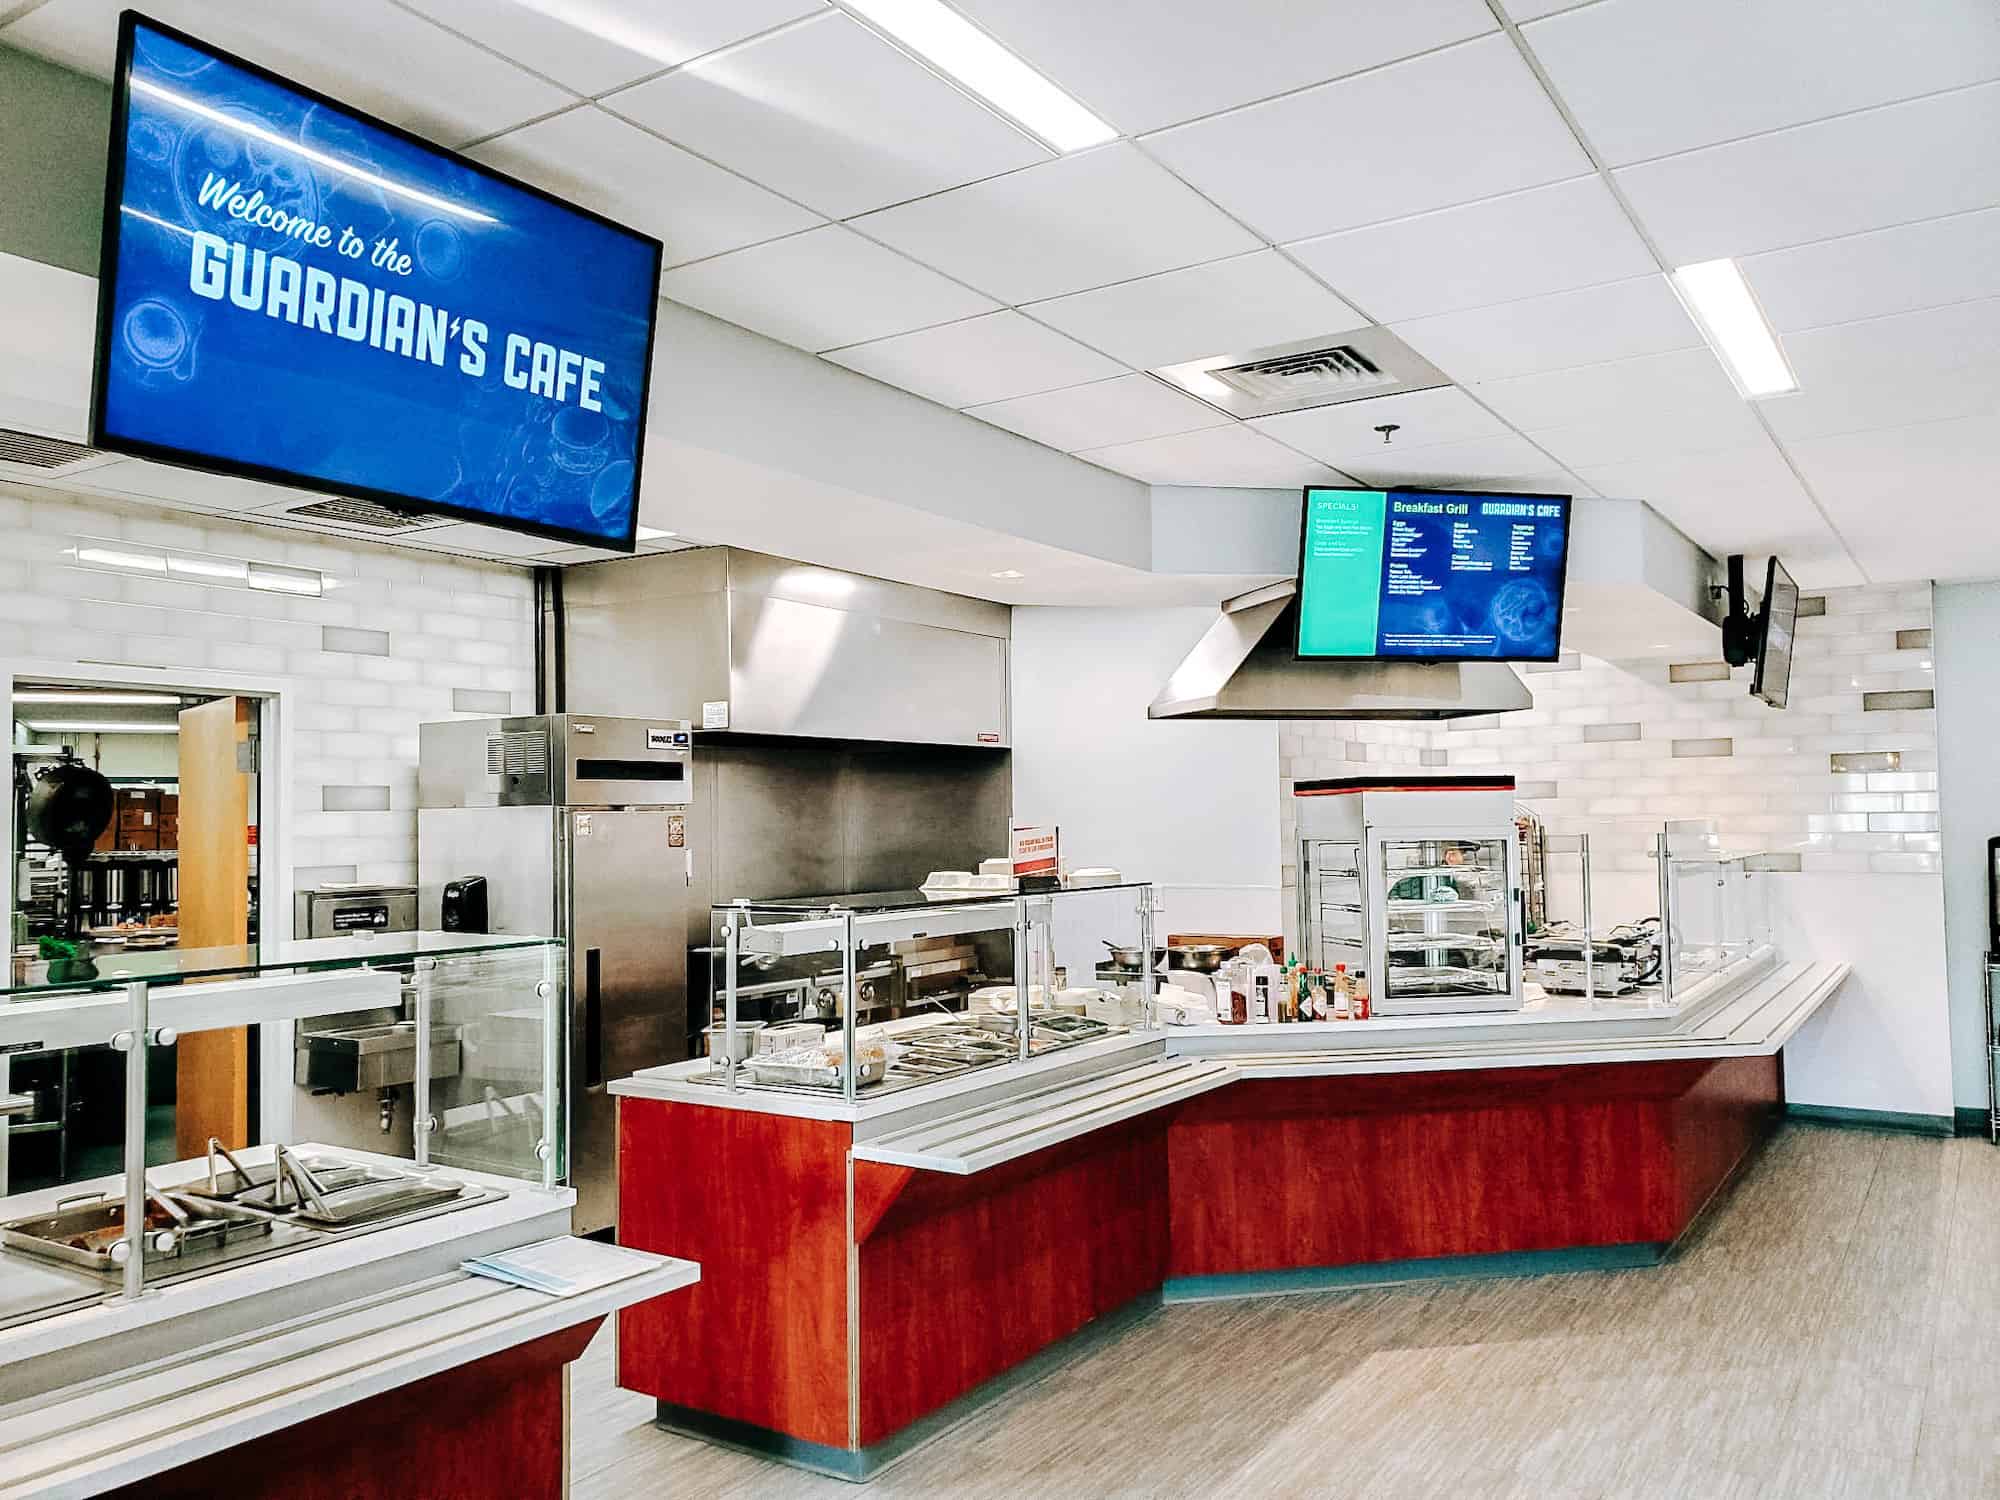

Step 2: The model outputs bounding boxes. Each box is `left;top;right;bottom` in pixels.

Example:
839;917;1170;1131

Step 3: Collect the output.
1374;423;1400;444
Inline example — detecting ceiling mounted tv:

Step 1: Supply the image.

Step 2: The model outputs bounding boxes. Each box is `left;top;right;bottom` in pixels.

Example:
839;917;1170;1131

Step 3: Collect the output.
1751;555;1799;710
91;12;661;552
1295;486;1572;662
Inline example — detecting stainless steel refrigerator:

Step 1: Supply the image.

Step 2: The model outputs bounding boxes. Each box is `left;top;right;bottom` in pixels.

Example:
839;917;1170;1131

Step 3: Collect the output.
417;714;695;1234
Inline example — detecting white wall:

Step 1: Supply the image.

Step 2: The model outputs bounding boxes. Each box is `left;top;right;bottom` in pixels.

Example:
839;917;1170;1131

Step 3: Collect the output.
0;484;536;892
1010;607;1282;939
1934;580;2000;1113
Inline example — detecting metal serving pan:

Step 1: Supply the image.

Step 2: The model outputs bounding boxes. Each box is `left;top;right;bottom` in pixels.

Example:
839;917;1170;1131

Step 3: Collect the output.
0;1192;272;1276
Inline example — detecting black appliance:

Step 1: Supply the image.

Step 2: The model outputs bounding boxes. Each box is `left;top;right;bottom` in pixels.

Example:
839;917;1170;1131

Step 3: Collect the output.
440;875;489;934
24;757;115;941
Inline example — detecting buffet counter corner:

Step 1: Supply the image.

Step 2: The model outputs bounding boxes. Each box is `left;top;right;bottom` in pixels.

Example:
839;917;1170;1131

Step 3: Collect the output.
611;957;1848;1479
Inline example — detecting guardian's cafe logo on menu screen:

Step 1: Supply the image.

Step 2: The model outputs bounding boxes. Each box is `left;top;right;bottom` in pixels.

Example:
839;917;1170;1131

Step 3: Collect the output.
183;172;608;409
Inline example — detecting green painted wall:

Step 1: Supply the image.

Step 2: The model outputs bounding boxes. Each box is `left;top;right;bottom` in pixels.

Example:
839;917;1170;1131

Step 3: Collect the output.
0;43;111;274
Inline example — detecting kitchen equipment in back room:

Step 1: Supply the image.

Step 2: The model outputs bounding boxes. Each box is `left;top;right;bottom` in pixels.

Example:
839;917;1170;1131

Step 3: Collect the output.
440;875;489;934
295;883;417;939
417;714;695;1235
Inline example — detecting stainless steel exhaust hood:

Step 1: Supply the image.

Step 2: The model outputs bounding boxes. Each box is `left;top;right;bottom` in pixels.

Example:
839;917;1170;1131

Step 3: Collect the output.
1148;581;1533;721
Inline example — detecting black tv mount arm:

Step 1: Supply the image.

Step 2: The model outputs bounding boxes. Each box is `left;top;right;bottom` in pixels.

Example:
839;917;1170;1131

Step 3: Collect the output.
1714;554;1759;668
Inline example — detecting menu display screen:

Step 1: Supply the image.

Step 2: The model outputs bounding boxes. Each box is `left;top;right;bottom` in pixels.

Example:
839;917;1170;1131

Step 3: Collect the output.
1296;486;1571;661
92;14;661;550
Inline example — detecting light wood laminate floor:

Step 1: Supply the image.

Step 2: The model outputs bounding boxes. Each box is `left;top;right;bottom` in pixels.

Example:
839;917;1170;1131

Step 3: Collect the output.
569;1125;2000;1499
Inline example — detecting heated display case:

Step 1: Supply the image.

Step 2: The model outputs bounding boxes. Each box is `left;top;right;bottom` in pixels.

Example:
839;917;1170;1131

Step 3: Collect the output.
0;932;562;1333
1296;777;1524;1016
702;883;1159;1102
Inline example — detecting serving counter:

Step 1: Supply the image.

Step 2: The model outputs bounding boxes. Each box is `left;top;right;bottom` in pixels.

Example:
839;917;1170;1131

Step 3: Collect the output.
612;942;1849;1480
0;934;699;1500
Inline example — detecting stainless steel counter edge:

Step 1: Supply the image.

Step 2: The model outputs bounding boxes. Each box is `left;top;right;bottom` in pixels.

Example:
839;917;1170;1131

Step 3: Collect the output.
1163;960;1850;1077
0;1145;576;1379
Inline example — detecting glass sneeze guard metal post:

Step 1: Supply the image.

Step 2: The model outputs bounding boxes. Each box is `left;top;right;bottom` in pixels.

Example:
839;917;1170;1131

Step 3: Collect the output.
1579;832;1594;1007
1137;886;1157;1030
1656;833;1677;1000
539;944;561;1190
842;911;858;1105
1014;897;1032;1064
118;981;149;1300
411;958;434;1167
724;906;741;1094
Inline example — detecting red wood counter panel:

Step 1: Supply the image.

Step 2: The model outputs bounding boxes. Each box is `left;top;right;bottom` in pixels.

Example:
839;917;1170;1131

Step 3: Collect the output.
854;1115;1171;1447
1166;1061;1777;1278
616;1097;853;1449
1670;1052;1783;1228
102;1324;596;1500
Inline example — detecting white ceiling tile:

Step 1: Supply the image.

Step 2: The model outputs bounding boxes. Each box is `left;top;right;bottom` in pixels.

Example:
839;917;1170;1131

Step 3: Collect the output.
1615;83;2000;265
602;12;1048;218
3;0;573;144
1523;400;1769;469
1249;387;1510;466
468;106;821;265
1143;36;1590;245
1023;252;1362;371
1761;297;2000;442
1743;209;2000;333
850;144;1260;304
1787;414;2000;581
823;311;1124;408
1524;0;2000;167
1572;440;1842;568
1500;0;1591;19
1469;347;1742;431
963;375;1229;452
658;226;998;351
1336;432;1561;489
1391;275;1700;384
396;0;825;96
1287;176;1657;324
1076;425;1346;488
946;0;1495;135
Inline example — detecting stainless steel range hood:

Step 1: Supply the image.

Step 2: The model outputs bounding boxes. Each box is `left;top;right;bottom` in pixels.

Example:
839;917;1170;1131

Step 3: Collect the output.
1148;581;1533;721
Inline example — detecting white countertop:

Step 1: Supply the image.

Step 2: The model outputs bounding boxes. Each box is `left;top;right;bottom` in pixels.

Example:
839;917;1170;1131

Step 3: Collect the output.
0;1145;575;1373
0;1246;697;1500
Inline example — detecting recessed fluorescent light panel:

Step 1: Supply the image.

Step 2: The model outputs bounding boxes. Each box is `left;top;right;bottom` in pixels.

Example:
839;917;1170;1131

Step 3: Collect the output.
69;537;326;597
990;569;1024;579
13;692;181;706
1669;259;1798;399
838;0;1117;152
634;526;676;541
23;721;180;735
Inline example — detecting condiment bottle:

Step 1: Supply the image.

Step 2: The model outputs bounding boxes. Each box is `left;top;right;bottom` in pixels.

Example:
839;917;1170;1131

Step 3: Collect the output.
1332;963;1353;1021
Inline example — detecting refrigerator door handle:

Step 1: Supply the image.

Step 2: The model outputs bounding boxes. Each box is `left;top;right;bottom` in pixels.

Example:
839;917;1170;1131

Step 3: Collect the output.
584;947;604;1089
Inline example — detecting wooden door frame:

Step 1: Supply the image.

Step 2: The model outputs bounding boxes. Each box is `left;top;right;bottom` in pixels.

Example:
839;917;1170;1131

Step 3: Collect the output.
0;656;300;1166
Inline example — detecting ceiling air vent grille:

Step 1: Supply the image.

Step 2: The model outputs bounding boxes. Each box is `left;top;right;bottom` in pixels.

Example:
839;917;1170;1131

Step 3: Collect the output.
1154;328;1452;419
0;429;99;470
1208;345;1397;403
287;496;449;531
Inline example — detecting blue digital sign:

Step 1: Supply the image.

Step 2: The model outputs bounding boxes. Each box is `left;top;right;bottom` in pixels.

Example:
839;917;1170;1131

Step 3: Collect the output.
1296;487;1571;661
93;14;661;550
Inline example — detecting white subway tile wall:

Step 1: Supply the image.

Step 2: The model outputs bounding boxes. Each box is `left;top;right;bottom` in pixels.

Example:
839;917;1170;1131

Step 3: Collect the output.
1276;583;1940;902
0;486;536;892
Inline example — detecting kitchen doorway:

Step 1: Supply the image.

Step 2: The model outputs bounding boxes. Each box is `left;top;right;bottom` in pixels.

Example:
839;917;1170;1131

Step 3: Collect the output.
6;676;268;1192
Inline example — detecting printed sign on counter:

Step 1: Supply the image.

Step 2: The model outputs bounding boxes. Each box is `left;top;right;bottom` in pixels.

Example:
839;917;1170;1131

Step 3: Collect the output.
1010;825;1059;878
